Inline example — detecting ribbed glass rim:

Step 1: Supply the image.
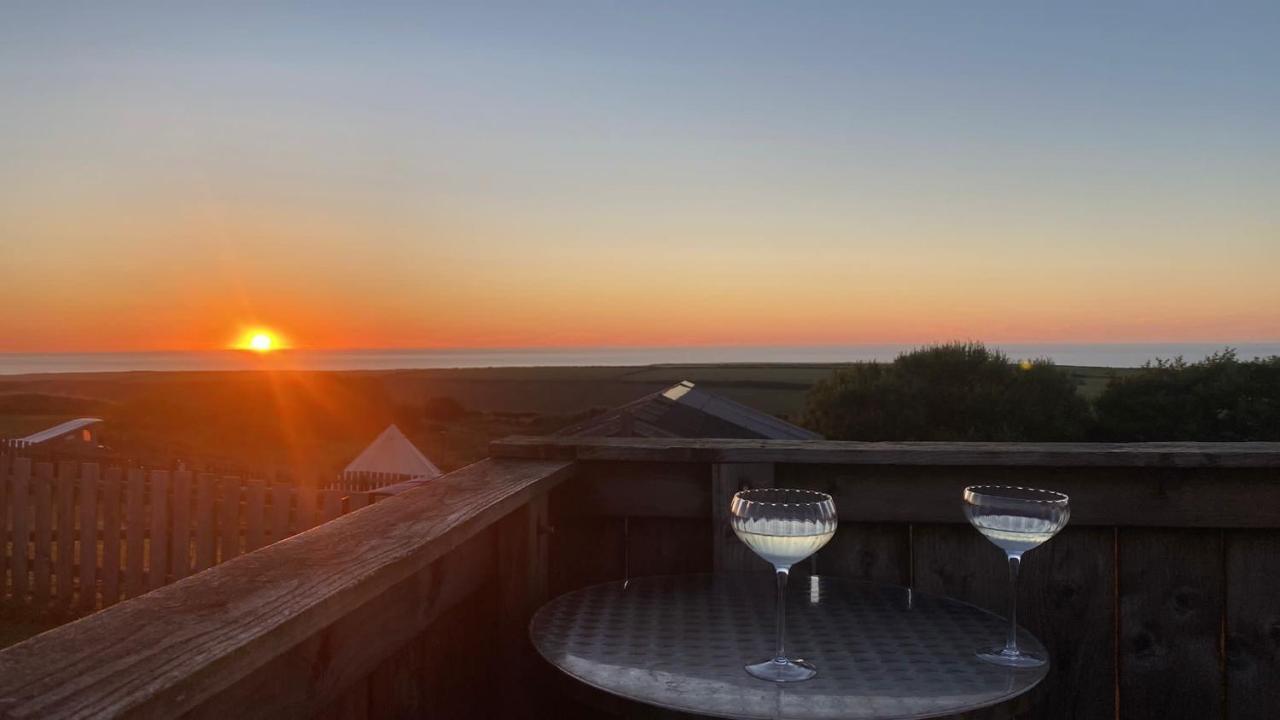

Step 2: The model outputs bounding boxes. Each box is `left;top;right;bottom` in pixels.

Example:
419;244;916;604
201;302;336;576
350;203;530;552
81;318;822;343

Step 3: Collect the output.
732;487;834;507
964;484;1069;505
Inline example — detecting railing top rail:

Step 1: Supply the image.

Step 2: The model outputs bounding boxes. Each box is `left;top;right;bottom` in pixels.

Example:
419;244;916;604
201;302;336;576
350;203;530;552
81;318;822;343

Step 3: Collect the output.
491;436;1280;468
0;457;575;720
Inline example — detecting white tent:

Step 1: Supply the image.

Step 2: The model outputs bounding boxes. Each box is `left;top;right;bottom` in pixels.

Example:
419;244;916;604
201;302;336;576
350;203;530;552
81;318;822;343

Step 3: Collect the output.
342;425;441;480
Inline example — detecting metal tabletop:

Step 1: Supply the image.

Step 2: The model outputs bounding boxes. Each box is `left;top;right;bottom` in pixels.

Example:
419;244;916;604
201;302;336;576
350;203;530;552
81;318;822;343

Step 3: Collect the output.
530;574;1048;720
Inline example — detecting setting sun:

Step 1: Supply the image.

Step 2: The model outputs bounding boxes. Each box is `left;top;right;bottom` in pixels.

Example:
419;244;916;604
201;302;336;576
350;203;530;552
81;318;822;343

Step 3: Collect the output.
234;328;286;353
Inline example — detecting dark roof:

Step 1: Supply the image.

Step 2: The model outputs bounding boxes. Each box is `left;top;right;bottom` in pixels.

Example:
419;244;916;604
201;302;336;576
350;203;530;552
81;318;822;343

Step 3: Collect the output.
556;381;821;440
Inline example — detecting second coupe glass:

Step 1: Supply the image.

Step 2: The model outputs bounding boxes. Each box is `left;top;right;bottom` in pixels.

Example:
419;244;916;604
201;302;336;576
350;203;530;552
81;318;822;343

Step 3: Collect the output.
963;485;1070;668
731;488;837;682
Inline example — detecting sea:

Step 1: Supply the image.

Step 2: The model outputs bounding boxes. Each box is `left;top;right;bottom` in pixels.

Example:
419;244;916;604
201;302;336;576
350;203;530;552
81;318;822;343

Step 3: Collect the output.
0;343;1277;376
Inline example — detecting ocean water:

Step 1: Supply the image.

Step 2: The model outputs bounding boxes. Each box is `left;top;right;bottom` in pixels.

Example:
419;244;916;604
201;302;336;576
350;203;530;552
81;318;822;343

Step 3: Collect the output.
0;343;1276;376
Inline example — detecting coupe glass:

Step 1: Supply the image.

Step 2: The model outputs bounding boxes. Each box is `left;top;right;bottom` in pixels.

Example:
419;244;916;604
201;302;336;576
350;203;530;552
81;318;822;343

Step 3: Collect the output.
731;488;837;682
963;485;1070;668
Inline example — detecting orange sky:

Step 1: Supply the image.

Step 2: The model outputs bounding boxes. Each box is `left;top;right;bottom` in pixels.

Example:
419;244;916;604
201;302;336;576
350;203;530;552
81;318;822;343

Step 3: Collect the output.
1;5;1277;352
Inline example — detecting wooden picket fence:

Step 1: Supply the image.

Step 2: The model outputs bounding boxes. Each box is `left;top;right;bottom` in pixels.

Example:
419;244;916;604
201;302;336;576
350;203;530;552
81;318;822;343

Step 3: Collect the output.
330;470;417;492
0;451;378;611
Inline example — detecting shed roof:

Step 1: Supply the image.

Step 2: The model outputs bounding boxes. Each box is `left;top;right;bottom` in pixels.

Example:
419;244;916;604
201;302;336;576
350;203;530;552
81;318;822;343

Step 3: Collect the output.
19;418;103;445
343;425;442;479
556;381;820;440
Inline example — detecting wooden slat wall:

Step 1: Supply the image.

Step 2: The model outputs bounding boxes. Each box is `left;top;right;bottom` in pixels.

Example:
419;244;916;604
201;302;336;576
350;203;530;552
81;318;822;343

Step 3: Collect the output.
0;452;398;611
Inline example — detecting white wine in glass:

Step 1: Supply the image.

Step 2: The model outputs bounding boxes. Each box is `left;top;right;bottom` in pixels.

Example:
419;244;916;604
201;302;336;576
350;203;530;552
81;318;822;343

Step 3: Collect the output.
731;488;837;682
963;485;1070;668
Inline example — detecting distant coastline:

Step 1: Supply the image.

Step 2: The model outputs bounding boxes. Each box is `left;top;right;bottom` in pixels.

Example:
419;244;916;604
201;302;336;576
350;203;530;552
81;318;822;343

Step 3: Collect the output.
1;343;1277;376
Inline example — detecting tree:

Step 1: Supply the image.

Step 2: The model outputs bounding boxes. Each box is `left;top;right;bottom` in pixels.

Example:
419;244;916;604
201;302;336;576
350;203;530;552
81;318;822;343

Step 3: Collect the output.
1093;350;1280;441
803;342;1090;441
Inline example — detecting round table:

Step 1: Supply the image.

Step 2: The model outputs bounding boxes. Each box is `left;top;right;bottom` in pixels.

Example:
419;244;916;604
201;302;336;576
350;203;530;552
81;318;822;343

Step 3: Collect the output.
530;574;1048;720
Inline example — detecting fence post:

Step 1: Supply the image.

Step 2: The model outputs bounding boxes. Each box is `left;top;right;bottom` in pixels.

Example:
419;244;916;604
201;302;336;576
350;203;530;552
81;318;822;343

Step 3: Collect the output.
101;467;123;607
147;470;169;591
79;463;100;610
12;457;31;603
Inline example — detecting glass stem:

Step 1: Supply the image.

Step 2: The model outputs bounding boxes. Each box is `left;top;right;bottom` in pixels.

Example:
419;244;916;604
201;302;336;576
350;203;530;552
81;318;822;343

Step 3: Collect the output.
774;568;789;663
1004;554;1021;656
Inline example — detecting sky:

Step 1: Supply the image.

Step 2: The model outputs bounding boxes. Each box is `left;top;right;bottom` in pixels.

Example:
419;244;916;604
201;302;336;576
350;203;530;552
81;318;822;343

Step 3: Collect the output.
1;2;1277;352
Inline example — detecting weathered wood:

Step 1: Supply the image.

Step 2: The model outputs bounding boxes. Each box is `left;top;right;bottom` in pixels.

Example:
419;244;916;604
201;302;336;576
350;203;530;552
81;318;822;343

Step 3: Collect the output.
0;453;8;598
194;473;216;571
320;490;342;523
914;524;1116;720
1225;530;1280;718
0;458;573;720
1118;528;1223;720
810;522;910;585
244;481;265;552
219;477;241;562
125;468;146;599
54;461;76;607
780;463;1280;529
147;470;169;592
493;436;1280;467
711;463;774;573
563;462;711;519
271;483;291;544
190;532;494;719
100;467;123;606
170;470;192;580
11;458;31;601
346;493;369;513
77;463;99;610
496;496;550;718
32;463;53;604
627;517;713;579
295;485;317;532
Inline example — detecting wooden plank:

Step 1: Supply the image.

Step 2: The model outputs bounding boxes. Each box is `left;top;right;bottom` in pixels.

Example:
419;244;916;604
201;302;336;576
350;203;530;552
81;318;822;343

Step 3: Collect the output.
170;471;192;580
565;462;710;519
294;485;317;532
320;490;342;523
492;436;1280;467
11;458;31;602
0;458;573;720
194;473;216;571
810;522;910;585
78;463;100;610
627;517;713;579
1225;530;1280;718
271;483;291;544
125;469;146;599
219;477;241;563
54;461;76;608
100;468;123;607
244;481;265;552
914;524;1117;720
711;463;774;573
1118;528;1223;720
781;463;1280;529
496;497;549;718
345;493;369;514
148;470;169;591
0;452;8;599
32;463;54;604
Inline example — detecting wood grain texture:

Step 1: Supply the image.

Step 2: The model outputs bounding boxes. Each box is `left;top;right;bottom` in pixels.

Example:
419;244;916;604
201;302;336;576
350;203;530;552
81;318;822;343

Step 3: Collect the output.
193;474;215;572
913;525;1117;720
32;463;53;604
1225;530;1280;719
147;471;169;592
170;471;191;580
125;469;146;600
54;461;76;608
78;463;100;610
711;463;775;574
100;468;123;607
0;458;573;720
1119;528;1223;720
11;458;31;601
493;436;1280;467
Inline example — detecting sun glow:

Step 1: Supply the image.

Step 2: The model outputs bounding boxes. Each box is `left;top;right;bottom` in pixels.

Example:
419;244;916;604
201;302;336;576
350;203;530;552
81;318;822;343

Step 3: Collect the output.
234;329;286;353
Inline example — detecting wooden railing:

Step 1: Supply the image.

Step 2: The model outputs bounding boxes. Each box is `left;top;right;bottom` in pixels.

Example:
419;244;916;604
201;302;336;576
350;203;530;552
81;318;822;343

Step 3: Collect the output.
0;438;1277;719
0;451;381;611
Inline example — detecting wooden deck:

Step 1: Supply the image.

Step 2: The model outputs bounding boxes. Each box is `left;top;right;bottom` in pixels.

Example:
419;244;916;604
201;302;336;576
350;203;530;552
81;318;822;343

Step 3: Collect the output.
1;438;1278;719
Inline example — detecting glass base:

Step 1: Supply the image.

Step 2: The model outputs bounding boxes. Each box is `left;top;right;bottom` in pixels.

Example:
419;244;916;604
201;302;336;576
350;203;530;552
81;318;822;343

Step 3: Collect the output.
745;657;817;683
976;647;1046;668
